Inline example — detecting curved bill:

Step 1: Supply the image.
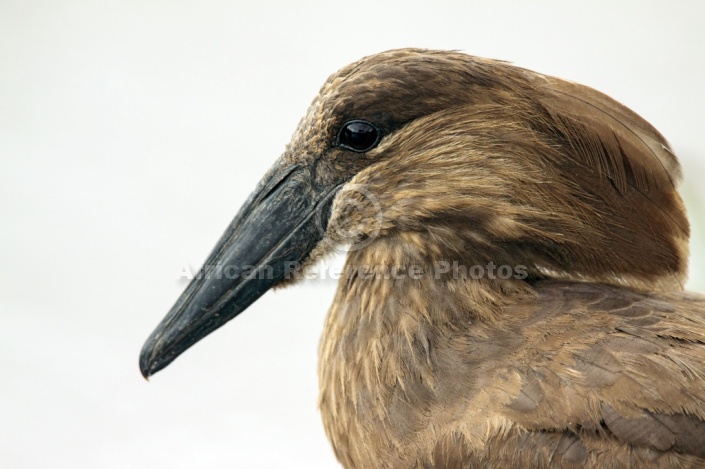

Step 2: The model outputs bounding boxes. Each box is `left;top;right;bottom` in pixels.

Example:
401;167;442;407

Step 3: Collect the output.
140;160;341;378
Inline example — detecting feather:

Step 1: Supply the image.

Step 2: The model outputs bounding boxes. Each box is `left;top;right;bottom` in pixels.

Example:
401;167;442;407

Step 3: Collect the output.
532;75;680;193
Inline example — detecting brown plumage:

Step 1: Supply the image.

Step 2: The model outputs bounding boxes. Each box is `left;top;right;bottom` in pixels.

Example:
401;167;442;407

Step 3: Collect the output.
140;49;705;468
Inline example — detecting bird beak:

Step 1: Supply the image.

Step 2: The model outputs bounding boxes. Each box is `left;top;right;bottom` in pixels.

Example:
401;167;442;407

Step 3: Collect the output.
140;160;341;378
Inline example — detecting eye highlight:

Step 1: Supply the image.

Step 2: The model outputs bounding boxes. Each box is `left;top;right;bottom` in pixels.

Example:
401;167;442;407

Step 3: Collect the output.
337;120;381;153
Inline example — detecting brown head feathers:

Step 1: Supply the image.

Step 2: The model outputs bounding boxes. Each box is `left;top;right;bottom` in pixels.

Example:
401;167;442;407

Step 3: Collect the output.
290;48;688;292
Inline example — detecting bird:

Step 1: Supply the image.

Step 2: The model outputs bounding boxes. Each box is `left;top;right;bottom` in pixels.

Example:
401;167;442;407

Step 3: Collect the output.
140;49;705;468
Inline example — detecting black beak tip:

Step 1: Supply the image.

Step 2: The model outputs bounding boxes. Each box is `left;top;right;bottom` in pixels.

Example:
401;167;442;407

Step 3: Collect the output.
139;346;155;380
139;326;187;379
139;352;153;380
139;335;167;380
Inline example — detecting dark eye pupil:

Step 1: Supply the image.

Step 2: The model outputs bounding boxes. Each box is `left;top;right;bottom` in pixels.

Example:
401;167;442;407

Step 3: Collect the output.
339;120;380;152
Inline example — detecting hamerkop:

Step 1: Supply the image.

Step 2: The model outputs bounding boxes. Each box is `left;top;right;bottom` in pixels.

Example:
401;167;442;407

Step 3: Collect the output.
140;49;705;467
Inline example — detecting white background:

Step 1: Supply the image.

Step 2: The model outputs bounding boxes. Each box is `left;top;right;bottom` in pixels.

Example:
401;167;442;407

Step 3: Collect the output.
2;1;705;468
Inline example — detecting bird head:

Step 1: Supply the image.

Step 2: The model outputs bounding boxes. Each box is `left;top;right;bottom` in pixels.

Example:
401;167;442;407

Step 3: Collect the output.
140;49;689;378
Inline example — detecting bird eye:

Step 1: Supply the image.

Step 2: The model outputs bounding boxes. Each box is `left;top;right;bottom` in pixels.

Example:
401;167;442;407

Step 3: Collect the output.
337;120;381;153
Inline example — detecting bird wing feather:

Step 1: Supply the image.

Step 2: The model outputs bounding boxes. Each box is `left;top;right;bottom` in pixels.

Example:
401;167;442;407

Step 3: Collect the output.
490;282;705;466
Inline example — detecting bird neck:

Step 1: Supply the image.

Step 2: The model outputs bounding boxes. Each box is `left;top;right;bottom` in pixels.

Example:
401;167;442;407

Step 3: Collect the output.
317;233;534;465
